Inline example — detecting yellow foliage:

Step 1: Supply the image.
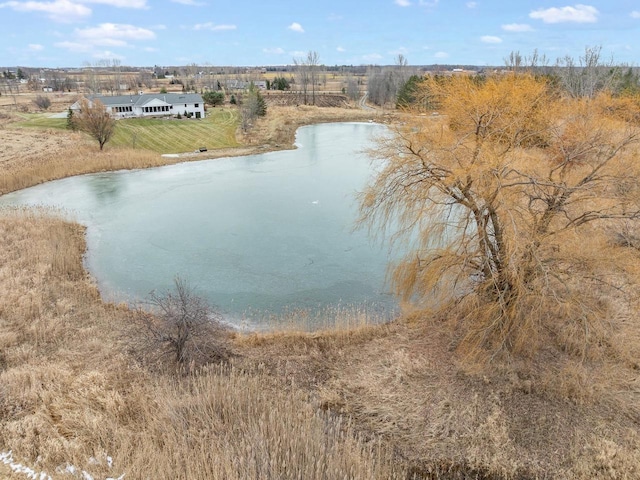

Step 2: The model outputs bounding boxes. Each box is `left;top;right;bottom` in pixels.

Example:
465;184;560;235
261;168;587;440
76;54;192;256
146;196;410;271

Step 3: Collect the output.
361;73;640;361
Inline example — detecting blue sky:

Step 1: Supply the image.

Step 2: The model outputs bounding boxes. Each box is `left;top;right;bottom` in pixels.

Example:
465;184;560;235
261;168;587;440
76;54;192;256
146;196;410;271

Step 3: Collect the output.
1;1;639;68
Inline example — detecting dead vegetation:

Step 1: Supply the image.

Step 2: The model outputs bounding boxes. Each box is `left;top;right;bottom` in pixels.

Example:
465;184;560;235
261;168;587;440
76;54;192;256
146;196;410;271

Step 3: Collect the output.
1;93;639;478
0;208;639;478
0;211;405;479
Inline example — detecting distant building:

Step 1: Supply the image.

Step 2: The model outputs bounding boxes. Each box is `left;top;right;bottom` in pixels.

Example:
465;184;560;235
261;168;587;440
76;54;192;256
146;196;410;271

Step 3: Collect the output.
225;79;267;90
70;93;206;119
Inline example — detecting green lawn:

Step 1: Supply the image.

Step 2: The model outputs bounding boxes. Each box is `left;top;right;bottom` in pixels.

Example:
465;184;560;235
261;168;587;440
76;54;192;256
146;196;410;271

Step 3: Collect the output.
15;108;240;154
15;113;67;129
110;109;239;153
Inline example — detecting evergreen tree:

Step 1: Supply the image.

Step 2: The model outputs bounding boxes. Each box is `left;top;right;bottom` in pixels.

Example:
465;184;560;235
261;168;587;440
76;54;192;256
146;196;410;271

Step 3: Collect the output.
203;91;224;107
66;108;76;131
396;75;424;109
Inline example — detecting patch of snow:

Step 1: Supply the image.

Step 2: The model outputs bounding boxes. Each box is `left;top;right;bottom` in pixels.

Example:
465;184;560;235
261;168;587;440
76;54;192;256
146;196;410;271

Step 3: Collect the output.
2;450;124;480
0;451;52;480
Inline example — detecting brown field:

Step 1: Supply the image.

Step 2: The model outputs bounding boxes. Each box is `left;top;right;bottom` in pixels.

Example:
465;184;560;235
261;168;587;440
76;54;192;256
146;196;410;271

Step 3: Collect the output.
1;98;640;478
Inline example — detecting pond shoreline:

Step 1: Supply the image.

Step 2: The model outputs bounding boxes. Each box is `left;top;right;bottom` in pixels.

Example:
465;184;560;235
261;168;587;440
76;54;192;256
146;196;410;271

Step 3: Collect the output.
2;122;396;325
1;106;386;196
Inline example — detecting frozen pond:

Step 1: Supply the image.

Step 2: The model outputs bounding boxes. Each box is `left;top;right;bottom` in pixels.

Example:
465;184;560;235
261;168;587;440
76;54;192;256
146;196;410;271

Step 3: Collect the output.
0;122;397;326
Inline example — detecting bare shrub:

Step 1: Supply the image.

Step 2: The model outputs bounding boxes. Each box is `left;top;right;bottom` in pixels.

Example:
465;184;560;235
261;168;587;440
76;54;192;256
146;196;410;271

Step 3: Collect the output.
33;95;51;110
129;277;230;369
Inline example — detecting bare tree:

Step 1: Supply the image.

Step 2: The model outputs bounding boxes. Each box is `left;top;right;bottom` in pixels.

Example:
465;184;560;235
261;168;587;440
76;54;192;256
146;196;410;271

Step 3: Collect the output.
111;58;122;95
367;56;411;108
239;84;267;132
74;97;116;150
129;277;230;368
293;56;310;105
346;75;360;102
554;46;618;98
83;62;102;94
307;50;320;105
361;73;640;360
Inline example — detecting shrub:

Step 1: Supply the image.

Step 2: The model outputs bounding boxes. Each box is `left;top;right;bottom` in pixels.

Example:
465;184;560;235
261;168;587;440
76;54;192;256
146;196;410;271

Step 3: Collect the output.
33;95;51;110
129;277;230;369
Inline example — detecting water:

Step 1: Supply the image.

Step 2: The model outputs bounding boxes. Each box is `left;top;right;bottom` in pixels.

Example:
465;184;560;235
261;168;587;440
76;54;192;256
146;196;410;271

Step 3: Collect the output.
0;122;396;325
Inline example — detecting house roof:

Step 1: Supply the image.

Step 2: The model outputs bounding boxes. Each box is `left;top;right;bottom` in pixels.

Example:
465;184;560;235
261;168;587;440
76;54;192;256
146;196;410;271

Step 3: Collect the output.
87;93;203;107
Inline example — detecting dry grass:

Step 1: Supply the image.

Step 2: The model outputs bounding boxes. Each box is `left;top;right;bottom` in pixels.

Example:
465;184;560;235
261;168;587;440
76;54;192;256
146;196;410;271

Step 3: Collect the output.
0;210;405;479
1;204;639;480
0;105;382;196
240;104;386;147
2;102;640;479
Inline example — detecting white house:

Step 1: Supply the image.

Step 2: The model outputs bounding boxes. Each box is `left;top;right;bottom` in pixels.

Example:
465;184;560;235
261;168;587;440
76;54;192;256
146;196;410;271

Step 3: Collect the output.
71;93;206;119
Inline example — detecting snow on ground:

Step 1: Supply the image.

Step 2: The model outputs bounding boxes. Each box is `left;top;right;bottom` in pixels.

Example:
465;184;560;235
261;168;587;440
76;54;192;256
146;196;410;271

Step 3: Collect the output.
1;451;125;480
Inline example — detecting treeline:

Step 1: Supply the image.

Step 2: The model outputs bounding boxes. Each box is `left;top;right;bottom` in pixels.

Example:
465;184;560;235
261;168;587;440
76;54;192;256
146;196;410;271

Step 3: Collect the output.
393;47;640;110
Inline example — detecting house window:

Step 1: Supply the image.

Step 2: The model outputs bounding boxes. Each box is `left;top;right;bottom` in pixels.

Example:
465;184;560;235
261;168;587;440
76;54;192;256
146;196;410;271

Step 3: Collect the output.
195;103;199;108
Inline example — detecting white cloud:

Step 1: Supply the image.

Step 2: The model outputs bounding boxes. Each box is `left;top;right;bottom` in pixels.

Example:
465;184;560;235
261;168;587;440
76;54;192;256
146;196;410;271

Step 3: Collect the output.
336;46;346;52
502;23;533;32
0;0;91;22
170;0;204;4
0;0;147;25
76;23;156;43
389;47;408;55
362;53;383;62
288;22;304;33
54;40;92;52
631;11;640;18
263;47;285;55
466;1;477;8
395;0;411;6
193;22;236;31
80;0;147;8
434;51;449;59
92;50;124;60
480;35;502;43
28;43;44;51
529;4;599;24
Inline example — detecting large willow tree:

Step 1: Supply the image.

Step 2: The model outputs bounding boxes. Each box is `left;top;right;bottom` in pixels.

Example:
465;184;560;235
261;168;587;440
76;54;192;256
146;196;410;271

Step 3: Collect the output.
361;73;640;359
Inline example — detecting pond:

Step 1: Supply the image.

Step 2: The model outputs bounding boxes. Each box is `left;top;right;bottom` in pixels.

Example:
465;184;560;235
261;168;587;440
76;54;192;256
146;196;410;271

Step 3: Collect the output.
0;122;397;327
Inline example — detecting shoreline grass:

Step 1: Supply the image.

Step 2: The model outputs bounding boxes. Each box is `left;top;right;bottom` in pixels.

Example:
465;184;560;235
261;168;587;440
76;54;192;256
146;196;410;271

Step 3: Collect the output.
0;210;406;479
1;105;380;196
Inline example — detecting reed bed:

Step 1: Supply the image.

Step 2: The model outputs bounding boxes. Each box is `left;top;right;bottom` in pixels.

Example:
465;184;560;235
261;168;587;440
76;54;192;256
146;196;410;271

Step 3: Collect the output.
0;209;406;479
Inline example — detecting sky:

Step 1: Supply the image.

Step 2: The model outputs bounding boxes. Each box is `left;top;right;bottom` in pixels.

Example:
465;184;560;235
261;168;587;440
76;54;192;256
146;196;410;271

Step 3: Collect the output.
1;0;639;68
